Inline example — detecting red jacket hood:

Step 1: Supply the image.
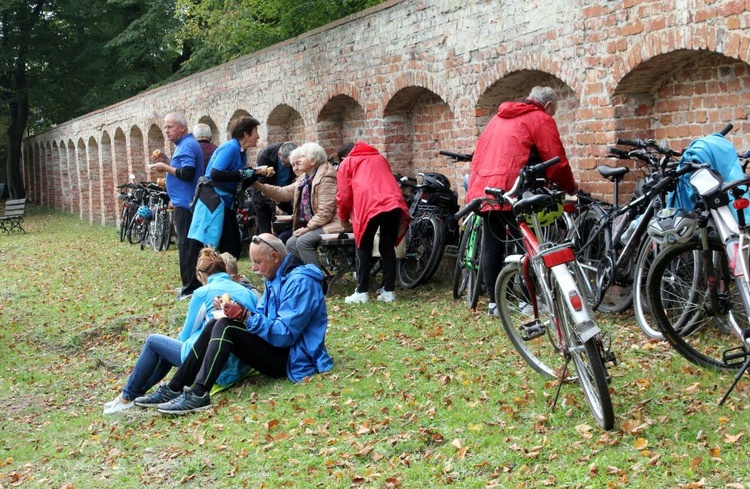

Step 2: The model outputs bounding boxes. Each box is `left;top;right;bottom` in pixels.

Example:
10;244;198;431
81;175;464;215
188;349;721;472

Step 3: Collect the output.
348;141;380;157
496;99;545;119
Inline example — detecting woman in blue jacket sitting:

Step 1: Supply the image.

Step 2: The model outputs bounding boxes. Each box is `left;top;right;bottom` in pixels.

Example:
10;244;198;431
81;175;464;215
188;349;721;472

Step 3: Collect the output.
103;247;259;415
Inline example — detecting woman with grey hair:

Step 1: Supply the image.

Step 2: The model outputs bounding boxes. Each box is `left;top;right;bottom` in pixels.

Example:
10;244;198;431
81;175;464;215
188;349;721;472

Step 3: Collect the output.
252;142;348;270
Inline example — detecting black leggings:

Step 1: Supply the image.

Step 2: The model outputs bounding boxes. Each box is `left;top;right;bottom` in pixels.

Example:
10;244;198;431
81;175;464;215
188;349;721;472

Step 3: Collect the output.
168;318;289;396
356;208;401;293
481;210;519;303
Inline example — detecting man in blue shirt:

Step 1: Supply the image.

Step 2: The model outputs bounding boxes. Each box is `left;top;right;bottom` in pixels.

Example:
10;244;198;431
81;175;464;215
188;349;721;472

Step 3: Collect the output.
150;113;205;299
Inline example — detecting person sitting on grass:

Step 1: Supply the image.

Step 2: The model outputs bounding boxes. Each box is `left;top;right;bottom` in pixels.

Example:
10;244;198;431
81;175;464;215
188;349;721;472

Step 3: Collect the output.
151;233;333;415
103;248;259;415
219;251;261;299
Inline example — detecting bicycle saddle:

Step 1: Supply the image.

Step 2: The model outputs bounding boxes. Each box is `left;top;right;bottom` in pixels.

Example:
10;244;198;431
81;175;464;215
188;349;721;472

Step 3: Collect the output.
598;165;629;182
513;192;554;216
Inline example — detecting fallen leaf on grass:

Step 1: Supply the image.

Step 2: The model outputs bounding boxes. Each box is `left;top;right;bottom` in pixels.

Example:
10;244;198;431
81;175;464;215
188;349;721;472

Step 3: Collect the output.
634;437;648;450
723;432;744;444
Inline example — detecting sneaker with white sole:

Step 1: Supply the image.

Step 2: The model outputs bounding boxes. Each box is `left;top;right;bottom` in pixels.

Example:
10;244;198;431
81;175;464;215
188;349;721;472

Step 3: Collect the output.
518;301;534;316
345;291;368;304
134;384;181;407
376;289;396;303
103;395;134;415
157;387;211;415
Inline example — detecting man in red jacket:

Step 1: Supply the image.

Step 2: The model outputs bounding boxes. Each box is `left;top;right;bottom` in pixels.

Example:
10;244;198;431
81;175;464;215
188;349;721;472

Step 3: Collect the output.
465;86;577;316
336;142;410;303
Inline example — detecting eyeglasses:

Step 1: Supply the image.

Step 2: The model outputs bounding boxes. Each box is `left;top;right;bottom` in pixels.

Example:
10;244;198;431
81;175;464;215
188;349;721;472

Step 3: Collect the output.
251;235;278;253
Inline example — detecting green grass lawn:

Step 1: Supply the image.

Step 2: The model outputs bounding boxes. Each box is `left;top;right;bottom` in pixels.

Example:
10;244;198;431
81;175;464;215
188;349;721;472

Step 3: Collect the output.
1;205;749;488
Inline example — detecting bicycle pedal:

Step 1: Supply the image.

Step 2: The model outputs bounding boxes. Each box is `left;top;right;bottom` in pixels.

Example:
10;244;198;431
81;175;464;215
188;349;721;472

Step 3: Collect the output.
723;346;750;368
519;319;546;341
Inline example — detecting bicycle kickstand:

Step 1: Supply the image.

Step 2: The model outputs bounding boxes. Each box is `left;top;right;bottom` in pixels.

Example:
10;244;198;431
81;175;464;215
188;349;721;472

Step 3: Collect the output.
719;354;750;406
551;356;571;411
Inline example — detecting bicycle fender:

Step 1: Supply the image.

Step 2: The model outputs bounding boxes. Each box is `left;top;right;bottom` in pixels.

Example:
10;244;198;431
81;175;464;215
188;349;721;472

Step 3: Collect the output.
504;254;524;265
576;320;601;343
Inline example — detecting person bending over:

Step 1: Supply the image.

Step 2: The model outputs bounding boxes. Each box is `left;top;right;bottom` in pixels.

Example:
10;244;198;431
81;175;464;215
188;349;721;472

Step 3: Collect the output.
153;233;333;415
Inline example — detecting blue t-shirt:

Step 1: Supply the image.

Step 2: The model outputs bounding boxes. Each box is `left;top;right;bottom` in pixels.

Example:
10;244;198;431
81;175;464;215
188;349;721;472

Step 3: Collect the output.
166;133;204;209
205;138;247;209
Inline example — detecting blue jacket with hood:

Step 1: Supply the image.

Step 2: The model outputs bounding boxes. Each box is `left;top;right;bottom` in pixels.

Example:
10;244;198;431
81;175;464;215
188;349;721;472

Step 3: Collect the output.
245;253;333;382
177;272;258;387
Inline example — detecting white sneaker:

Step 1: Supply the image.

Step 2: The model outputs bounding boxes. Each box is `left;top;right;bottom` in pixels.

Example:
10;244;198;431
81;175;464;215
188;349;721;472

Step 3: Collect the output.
345;291;369;304
376;290;396;303
103;395;134;415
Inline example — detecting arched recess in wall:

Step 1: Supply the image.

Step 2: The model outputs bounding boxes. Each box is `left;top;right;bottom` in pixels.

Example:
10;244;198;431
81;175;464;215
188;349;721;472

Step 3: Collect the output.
316;95;365;160
43;142;52;206
197;116;220;144
147;124;165;182
57;139;70;212
75;138;87;220
66;140;76;213
101;131;114;225
129;126;146;182
113;128;129;194
51;142;61;209
88;136;101;225
267;104;305;146
612;49;750;154
383;86;456;184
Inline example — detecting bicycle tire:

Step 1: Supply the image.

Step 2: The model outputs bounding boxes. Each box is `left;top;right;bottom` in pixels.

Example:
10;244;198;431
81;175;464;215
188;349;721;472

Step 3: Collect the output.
128;215;144;245
562;302;615;430
161;211;173;251
632;237;662;339
119;205;129;242
467;223;483;309
647;238;748;371
397;214;445;288
495;262;566;379
139;220;150;250
452;221;471;299
574;205;632;313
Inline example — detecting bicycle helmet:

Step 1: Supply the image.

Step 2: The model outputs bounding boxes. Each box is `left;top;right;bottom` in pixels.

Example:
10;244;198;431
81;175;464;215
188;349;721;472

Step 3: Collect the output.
137;205;153;220
421;172;451;191
524;191;564;227
647;208;696;246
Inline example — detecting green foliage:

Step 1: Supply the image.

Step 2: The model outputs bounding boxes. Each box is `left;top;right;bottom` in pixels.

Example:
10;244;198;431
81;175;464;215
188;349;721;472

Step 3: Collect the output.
2;206;750;487
173;0;387;77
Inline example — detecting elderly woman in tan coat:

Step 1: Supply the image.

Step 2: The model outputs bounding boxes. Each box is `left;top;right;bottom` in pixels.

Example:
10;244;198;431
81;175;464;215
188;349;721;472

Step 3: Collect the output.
252;142;348;270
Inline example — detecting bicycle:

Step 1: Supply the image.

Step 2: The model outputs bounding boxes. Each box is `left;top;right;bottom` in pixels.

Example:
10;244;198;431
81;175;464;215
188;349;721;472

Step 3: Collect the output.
116;181;139;243
646;131;750;403
396;171;459;289
461;156;616;430
572;137;684;337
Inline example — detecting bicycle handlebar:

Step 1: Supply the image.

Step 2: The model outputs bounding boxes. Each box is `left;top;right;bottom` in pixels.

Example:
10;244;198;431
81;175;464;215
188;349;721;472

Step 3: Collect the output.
720;123;733;136
455;197;483;220
439;150;473;162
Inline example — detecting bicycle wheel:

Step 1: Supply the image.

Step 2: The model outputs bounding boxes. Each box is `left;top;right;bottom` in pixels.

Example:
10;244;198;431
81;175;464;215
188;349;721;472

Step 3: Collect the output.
161;211;173;251
573;206;631;313
560;294;615;430
452;221;471;299
632;237;662;339
397;214;445;288
119;205;130;242
466;223;483;309
648;238;748;371
139;219;151;250
128;215;144;245
495;262;565;379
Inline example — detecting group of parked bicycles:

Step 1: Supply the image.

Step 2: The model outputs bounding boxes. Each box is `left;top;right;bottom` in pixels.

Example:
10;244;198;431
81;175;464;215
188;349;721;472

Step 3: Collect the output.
117;179;174;251
448;122;750;430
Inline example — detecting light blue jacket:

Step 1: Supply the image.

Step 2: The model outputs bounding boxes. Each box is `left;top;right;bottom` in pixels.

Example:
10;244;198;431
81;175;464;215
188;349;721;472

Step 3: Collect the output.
669;133;744;219
245;254;333;382
177;272;258;387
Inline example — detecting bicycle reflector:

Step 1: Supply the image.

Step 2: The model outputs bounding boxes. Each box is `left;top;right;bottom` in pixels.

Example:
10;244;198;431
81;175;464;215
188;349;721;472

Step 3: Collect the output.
568;290;583;312
733;198;750;210
541;246;574;268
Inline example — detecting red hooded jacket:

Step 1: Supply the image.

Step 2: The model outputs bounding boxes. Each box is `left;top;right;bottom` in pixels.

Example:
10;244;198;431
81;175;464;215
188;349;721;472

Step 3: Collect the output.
465;100;577;207
336;142;410;247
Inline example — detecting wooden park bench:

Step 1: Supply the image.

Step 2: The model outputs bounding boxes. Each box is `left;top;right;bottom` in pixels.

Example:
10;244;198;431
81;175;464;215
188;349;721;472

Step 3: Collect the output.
0;198;27;234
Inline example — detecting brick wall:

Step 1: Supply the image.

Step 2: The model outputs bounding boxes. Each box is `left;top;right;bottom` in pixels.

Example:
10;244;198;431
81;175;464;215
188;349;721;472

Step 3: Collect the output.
22;0;750;229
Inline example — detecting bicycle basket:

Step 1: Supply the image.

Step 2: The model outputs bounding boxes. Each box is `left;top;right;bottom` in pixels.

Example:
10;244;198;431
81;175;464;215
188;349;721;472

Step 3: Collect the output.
525;191;564;227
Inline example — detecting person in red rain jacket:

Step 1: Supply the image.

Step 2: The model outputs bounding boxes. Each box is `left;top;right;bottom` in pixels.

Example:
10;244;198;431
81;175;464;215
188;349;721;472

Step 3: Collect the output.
336;142;410;304
465;86;578;316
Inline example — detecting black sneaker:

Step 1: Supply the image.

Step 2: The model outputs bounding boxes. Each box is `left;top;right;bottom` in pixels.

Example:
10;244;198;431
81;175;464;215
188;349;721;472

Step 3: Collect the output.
134;384;181;407
157;387;211;415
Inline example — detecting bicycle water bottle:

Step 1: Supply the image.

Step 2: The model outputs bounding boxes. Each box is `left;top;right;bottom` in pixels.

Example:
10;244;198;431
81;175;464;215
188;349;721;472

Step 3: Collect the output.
620;215;642;245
